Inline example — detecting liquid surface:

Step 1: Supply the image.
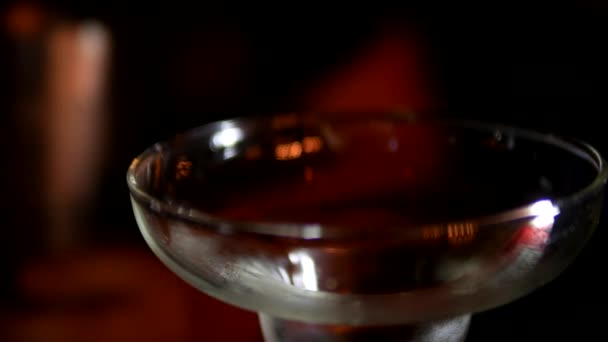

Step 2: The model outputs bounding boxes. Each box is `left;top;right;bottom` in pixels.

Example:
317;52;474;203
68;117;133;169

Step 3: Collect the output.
149;122;595;227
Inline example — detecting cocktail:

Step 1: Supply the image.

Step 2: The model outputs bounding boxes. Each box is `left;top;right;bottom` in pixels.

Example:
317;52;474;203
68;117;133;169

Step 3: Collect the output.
127;113;606;341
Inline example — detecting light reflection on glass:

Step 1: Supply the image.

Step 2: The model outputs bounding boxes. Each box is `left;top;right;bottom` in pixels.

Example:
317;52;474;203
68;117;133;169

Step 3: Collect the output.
275;142;301;160
301;224;322;239
303;136;323;153
288;251;319;291
277;265;290;282
422;222;478;244
211;126;243;149
422;200;558;245
531;215;555;229
516;200;558;249
422;226;442;240
528;199;560;229
275;137;323;160
175;159;192;180
447;222;477;245
223;147;238;160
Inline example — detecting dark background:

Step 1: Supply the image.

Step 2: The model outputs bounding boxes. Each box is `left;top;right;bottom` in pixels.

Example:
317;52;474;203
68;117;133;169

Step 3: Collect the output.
1;2;606;341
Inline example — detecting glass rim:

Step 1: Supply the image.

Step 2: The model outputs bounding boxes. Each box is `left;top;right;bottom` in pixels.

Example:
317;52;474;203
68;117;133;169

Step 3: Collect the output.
127;114;608;240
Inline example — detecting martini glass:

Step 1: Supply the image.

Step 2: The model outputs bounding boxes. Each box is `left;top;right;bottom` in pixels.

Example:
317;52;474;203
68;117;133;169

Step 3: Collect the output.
127;113;606;341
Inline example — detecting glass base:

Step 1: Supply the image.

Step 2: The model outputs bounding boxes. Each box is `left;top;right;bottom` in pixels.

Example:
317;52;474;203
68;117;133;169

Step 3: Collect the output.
259;313;471;342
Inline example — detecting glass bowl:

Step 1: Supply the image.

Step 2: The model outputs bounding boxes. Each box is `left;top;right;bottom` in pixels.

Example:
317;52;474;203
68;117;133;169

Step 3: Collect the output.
127;113;606;341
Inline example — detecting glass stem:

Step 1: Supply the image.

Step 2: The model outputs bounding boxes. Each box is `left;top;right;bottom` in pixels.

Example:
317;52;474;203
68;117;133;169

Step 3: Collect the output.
259;313;471;342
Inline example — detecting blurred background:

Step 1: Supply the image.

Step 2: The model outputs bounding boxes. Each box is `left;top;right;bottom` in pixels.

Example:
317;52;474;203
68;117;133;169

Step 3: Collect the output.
0;2;607;341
